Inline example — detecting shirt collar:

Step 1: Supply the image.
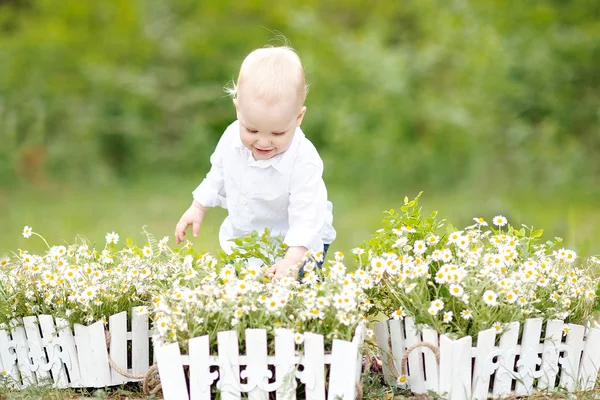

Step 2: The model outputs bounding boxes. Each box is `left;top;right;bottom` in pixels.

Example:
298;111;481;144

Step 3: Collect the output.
232;120;305;175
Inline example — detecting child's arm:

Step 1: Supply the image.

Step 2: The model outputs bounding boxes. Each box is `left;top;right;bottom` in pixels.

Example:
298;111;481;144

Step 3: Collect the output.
271;160;328;277
174;127;230;243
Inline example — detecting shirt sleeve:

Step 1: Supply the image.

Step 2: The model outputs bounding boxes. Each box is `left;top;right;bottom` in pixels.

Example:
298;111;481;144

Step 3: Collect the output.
284;160;328;253
192;130;229;209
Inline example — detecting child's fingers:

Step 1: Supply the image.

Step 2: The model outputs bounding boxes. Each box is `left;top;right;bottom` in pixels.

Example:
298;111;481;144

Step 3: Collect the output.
175;221;188;244
192;221;200;237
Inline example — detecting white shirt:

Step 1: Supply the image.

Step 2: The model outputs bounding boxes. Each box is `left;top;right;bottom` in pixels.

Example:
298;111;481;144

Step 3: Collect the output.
193;121;336;254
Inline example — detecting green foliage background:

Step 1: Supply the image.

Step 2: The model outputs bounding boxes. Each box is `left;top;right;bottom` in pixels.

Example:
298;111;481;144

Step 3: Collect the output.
1;0;599;257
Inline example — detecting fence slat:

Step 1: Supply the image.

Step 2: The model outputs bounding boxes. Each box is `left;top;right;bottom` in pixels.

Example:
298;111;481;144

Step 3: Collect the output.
274;329;296;400
472;328;497;400
389;319;405;385
12;319;34;387
189;335;216;400
439;335;471;400
109;311;128;385
422;327;439;393
515;318;543;396
131;307;150;377
538;319;563;390
0;329;19;386
578;325;600;390
374;320;395;385
23;316;52;384
217;330;241;400
74;321;111;388
404;317;426;393
327;339;359;400
303;332;325;400
245;329;269;400
38;315;68;388
55;318;81;387
492;321;520;398
559;323;585;391
156;341;190;400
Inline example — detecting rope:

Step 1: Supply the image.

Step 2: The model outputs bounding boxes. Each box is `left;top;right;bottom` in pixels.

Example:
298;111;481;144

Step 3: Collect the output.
105;331;162;395
399;341;440;377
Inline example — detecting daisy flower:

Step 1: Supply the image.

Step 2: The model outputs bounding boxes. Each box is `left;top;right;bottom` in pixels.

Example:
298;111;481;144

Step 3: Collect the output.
493;216;508;227
483;290;498;306
22;226;33;239
105;232;119;245
460;310;472;320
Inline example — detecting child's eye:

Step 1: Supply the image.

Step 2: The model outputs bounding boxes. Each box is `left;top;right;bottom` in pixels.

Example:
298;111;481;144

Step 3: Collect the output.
272;131;286;136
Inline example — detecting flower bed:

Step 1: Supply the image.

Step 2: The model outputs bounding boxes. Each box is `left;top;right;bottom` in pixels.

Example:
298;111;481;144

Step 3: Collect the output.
148;236;373;398
355;194;600;397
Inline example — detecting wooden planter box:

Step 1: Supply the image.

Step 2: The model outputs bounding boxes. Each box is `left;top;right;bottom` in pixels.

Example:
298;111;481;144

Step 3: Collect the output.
155;324;367;400
375;317;600;399
0;306;153;389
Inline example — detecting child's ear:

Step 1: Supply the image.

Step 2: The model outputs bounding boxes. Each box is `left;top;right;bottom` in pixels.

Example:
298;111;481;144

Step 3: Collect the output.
233;98;239;112
297;106;307;126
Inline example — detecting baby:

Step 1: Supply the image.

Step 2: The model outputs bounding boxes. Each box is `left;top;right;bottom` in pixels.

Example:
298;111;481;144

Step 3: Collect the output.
174;46;336;277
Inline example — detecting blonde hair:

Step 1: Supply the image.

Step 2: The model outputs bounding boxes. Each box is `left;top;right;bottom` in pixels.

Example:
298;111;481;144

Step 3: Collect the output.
226;46;308;106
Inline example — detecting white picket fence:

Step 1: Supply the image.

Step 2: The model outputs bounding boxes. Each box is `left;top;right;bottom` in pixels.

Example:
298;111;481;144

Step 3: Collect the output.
374;317;600;399
0;307;154;389
155;323;367;400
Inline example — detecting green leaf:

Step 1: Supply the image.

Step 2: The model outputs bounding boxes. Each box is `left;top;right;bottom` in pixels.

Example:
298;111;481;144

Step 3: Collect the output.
532;229;544;238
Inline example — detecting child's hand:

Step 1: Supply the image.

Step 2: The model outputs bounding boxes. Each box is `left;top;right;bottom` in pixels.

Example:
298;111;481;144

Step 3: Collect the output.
174;201;209;244
267;259;297;279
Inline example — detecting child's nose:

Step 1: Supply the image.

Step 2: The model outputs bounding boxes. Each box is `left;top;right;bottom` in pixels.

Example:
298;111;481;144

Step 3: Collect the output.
257;137;271;148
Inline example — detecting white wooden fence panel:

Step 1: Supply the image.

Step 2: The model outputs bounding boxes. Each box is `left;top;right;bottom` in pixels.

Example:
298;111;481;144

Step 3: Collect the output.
109;311;128;385
217;330;241;400
38;315;69;388
538;319;563;390
404;317;426;393
471;327;496;400
578;325;600;390
274;328;296;400
559;323;585;391
189;335;217;400
352;323;367;384
0;329;19;385
74;321;111;387
388;319;405;384
155;341;190;400
439;335;472;400
492;321;519;398
373;320;395;385
55;317;82;387
11;320;34;387
515;317;543;396
23;316;51;384
381;317;600;398
422;327;439;393
244;329;269;400
328;339;359;400
131;307;150;377
302;332;325;400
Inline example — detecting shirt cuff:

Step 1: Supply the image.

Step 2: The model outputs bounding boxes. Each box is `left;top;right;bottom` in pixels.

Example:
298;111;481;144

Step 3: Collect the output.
284;226;323;253
192;183;225;208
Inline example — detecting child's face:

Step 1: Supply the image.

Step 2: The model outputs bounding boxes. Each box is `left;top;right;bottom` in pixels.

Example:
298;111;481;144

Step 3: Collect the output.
234;95;306;161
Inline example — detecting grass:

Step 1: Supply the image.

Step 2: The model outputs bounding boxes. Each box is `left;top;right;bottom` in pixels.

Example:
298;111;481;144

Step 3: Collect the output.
1;176;599;260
